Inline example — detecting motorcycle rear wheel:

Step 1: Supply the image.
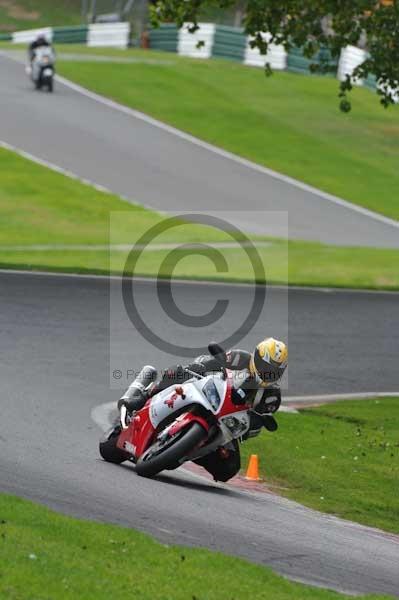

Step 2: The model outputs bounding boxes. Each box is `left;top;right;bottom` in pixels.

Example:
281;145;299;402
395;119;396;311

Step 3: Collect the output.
135;422;206;478
99;425;129;464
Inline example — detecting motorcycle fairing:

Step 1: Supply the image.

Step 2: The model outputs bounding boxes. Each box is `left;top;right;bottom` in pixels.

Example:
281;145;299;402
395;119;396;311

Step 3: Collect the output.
148;374;233;429
116;403;155;458
218;410;251;442
32;47;55;82
167;412;209;438
117;372;251;461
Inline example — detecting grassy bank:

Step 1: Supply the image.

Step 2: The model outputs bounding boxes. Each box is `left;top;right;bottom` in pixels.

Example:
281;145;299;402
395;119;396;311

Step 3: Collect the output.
3;243;399;290
0;2;233;33
242;398;399;534
1;146;399;289
0;1;81;32
0;146;229;246
45;45;399;221
0;493;393;600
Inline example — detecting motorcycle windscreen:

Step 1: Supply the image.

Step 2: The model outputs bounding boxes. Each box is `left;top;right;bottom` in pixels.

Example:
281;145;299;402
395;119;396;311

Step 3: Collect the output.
202;379;222;412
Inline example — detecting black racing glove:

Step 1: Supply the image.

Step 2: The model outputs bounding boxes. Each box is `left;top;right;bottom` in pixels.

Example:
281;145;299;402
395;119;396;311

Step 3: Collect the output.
185;362;208;377
160;364;187;386
260;387;282;414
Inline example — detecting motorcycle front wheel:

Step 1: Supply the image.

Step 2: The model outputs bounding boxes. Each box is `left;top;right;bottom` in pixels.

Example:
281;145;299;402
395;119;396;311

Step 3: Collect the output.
135;422;207;478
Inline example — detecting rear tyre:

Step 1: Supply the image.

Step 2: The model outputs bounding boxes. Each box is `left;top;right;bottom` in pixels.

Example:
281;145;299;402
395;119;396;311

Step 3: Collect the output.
135;422;206;478
48;79;53;93
99;425;129;464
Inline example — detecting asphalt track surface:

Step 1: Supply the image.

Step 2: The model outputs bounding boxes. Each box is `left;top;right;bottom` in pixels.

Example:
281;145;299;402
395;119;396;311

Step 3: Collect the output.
1;52;399;247
1;47;399;597
1;271;399;596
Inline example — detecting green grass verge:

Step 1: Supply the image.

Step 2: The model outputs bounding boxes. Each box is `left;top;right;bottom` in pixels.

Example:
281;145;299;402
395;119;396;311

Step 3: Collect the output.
41;45;399;221
0;1;81;32
0;146;230;246
241;398;399;534
0;1;233;33
3;244;399;290
2;146;399;289
0;493;393;600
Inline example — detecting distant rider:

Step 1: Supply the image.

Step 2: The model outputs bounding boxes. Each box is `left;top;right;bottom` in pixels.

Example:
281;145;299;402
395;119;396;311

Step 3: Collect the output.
118;338;288;482
28;33;51;63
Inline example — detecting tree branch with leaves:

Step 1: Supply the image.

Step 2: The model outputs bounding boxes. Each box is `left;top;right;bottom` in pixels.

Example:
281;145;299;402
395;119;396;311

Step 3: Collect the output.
149;0;399;111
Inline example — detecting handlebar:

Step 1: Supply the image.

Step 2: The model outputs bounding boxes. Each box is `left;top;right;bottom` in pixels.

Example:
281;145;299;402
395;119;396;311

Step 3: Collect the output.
120;404;129;429
184;366;227;381
183;367;205;379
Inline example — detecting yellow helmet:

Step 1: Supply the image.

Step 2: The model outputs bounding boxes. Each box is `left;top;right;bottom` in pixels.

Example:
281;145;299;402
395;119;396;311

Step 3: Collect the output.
250;338;288;385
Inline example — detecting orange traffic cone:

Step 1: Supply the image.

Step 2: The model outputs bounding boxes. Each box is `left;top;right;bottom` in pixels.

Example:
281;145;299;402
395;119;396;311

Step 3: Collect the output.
245;454;260;481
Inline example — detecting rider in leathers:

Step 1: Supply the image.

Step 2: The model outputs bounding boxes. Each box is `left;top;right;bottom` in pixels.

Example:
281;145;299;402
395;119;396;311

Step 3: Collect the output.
119;338;288;482
28;34;50;63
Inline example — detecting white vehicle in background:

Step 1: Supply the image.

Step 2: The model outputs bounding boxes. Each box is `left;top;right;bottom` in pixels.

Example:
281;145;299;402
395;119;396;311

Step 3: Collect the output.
30;46;55;93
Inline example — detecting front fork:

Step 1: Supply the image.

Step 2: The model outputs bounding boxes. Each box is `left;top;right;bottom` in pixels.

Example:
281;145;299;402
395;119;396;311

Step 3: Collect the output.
120;404;129;430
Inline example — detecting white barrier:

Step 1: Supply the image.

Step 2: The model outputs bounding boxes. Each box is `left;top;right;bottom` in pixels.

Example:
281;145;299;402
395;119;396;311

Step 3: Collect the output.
377;80;399;103
13;27;53;44
178;23;215;59
87;23;130;48
338;45;366;86
338;46;398;100
244;33;287;70
6;22;388;100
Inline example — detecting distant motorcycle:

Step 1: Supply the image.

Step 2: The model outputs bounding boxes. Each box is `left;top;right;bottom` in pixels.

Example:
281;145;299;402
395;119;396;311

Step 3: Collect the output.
30;46;55;92
99;345;253;478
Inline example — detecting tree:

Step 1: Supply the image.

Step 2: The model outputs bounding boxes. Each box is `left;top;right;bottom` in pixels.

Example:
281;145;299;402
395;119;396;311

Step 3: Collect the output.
149;0;399;111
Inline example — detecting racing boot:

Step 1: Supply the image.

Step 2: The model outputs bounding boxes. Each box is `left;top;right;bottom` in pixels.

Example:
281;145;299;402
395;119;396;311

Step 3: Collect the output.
262;414;278;432
118;365;157;414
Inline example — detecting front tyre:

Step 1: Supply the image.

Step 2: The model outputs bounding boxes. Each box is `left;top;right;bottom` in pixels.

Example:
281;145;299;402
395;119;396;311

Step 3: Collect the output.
99;425;129;464
135;422;206;478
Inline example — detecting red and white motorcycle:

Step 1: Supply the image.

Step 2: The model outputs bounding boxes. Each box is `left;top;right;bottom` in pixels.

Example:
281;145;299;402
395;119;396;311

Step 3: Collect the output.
99;347;252;478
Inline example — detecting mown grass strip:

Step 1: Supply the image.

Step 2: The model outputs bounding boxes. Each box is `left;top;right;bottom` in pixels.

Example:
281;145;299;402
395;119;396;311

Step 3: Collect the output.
0;493;393;600
2;243;399;290
0;0;81;32
241;398;399;534
1;146;399;289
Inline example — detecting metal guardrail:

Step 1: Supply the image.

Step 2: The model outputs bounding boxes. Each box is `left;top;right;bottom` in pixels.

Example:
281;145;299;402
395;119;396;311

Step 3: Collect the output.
287;46;337;76
88;22;130;48
6;23;129;48
149;24;377;91
53;26;88;45
1;22;379;91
